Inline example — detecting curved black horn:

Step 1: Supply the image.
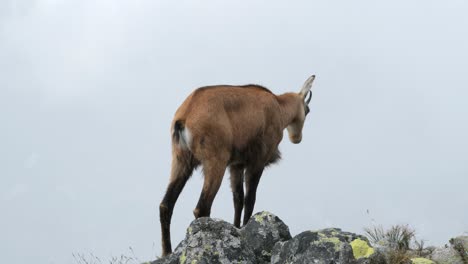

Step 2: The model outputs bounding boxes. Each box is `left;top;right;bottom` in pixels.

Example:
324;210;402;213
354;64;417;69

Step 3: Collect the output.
305;90;312;104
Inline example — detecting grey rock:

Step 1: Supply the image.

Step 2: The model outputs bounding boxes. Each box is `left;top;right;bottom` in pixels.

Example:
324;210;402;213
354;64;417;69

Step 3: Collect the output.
271;228;384;264
240;211;292;263
154;217;256;264
431;246;464;264
450;236;468;263
150;254;178;264
150;213;405;264
357;249;387;264
341;242;358;263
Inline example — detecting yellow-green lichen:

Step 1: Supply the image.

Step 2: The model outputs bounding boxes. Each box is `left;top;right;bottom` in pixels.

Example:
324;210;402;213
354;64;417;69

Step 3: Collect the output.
254;212;270;224
190;260;198;264
411;258;435;264
187;227;193;234
203;245;212;251
180;250;187;264
254;214;263;223
350;238;375;259
313;237;342;251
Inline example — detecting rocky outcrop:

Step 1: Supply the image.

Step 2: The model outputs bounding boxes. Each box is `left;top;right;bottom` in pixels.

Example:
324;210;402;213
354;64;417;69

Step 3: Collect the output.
152;217;255;264
150;212;468;264
431;247;464;264
428;235;468;264
450;236;468;263
270;228;385;264
240;212;292;263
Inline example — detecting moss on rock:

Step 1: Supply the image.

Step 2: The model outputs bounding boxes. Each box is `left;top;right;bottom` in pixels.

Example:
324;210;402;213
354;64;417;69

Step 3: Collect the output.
411;257;435;264
179;250;187;264
313;236;342;251
350;238;375;259
253;211;270;224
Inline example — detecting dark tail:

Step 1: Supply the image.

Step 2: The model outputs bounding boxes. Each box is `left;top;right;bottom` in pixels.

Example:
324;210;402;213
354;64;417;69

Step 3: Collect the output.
172;120;184;144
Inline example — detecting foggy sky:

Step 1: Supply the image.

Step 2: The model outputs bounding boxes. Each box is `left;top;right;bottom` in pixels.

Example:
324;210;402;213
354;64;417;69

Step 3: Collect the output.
1;1;467;263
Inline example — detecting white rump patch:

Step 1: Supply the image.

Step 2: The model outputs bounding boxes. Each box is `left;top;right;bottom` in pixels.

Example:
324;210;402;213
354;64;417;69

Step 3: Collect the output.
179;127;192;150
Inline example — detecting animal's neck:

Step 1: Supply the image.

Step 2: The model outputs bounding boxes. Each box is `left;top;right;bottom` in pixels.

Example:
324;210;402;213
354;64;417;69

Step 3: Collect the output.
277;93;299;129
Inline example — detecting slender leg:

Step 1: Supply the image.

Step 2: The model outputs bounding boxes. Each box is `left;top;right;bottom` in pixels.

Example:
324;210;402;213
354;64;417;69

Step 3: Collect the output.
229;164;244;228
159;151;196;256
193;156;228;219
242;166;264;226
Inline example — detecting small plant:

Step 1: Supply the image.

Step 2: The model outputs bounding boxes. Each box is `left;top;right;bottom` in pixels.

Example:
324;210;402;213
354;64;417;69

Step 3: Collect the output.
73;247;141;264
364;225;386;245
364;224;429;263
364;224;415;250
413;239;426;257
386;225;415;251
72;253;102;264
387;249;411;264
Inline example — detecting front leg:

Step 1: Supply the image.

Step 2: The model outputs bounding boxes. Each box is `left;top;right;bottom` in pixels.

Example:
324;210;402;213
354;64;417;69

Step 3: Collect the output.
243;166;264;226
229;164;244;228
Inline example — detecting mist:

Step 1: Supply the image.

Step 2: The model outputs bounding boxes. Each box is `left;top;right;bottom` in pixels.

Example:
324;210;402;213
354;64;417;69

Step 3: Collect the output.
1;1;467;263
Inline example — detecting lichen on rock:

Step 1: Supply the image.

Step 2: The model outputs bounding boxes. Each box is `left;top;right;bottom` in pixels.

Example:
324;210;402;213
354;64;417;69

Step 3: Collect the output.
271;228;384;264
431;246;464;264
450;235;468;262
179;250;187;264
314;236;342;251
351;238;375;259
150;212;466;264
152;217;255;264
241;211;291;263
411;257;435;264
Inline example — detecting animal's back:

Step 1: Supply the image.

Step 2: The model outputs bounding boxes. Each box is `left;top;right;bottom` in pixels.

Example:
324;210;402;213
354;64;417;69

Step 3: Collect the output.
173;85;282;150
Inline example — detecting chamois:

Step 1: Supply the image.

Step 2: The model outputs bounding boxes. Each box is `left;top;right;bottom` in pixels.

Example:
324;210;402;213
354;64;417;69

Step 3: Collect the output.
159;75;316;256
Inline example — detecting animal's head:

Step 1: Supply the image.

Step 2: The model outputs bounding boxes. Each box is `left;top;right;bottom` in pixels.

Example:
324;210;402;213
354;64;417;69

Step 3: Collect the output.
287;75;315;144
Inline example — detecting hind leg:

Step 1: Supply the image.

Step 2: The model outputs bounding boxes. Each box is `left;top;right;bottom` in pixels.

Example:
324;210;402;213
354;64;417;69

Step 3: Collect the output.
159;151;197;256
193;153;229;219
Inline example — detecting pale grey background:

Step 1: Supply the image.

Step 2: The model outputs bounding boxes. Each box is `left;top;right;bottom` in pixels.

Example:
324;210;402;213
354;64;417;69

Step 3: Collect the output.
1;1;467;263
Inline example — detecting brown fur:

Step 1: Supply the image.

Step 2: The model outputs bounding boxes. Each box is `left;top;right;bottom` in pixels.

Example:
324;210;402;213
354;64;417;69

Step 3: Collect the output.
159;76;315;256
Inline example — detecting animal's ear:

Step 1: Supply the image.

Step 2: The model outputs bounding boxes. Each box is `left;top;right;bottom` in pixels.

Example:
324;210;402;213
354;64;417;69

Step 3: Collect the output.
299;74;316;98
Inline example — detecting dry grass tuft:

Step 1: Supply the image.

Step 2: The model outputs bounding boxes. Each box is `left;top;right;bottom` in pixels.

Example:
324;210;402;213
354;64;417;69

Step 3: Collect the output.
72;247;143;264
364;224;430;263
364;224;415;251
